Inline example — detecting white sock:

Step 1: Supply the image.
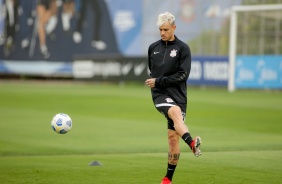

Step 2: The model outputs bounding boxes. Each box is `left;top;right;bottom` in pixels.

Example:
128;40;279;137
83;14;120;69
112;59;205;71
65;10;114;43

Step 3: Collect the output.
62;12;71;31
46;16;58;34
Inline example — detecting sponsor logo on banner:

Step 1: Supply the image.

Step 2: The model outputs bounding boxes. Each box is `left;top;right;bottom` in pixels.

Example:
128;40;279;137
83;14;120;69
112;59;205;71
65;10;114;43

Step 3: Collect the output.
190;61;202;80
235;55;282;88
188;56;229;86
203;62;228;80
114;11;136;32
73;58;147;81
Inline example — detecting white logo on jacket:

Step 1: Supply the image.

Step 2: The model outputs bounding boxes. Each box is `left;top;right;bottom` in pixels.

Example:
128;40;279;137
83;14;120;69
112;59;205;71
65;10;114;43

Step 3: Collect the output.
165;98;174;103
170;49;177;57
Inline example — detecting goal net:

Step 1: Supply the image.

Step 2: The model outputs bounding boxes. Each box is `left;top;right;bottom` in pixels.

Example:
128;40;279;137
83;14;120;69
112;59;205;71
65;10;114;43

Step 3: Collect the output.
228;4;282;92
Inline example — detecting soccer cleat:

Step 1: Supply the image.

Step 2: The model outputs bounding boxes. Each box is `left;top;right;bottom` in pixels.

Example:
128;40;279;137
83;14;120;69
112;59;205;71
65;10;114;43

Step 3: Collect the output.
161;177;171;184
190;136;202;157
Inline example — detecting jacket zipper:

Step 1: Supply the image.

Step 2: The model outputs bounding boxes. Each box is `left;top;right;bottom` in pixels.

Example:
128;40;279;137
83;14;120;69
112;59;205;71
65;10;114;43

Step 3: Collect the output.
162;42;167;63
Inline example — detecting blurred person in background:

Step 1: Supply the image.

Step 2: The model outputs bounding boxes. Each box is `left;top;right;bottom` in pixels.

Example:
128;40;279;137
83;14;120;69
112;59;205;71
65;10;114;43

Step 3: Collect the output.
145;12;202;184
0;0;5;46
61;0;75;32
72;0;106;50
36;0;57;59
18;0;37;50
3;0;19;57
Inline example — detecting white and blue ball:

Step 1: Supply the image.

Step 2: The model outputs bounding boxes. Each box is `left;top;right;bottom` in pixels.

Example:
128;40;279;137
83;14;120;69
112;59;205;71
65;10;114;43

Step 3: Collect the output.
51;113;72;134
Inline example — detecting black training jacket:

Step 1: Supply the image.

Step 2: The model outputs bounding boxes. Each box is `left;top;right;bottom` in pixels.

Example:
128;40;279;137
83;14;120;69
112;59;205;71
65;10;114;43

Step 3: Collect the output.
148;35;191;106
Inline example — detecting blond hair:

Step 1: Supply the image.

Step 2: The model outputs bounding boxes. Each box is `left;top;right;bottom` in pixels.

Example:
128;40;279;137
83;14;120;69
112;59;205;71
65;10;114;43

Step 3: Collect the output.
156;12;175;27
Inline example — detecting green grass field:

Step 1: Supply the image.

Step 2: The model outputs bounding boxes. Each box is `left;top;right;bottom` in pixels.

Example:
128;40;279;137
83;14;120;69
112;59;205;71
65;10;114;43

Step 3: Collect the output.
0;81;281;184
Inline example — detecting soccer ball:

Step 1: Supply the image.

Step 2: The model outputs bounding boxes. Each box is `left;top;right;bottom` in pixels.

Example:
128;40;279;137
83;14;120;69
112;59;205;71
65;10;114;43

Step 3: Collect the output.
51;113;72;134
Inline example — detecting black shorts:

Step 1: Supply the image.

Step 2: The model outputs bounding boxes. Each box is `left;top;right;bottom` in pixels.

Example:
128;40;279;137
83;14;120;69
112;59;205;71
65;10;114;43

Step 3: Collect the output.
153;95;186;130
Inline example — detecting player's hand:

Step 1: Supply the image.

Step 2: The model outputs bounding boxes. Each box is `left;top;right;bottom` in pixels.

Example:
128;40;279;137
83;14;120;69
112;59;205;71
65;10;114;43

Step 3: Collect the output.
145;78;156;88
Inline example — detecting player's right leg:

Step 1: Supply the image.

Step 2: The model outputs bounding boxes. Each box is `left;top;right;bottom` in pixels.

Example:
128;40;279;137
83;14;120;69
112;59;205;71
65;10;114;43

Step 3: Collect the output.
153;95;202;157
167;105;202;157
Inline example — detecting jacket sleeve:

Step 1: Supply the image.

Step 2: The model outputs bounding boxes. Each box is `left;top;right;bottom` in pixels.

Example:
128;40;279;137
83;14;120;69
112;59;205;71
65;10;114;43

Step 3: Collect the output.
148;45;152;75
155;45;191;88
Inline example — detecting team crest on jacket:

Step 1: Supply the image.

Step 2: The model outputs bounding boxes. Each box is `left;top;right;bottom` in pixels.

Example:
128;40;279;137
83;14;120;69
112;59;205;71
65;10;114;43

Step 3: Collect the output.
170;49;177;57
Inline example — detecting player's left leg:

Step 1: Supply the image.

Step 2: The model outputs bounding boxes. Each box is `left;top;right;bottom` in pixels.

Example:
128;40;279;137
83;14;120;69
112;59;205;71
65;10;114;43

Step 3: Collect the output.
161;129;180;184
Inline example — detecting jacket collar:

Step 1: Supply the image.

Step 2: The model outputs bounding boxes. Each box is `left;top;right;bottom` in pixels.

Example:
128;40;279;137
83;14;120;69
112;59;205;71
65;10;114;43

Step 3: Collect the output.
161;35;178;45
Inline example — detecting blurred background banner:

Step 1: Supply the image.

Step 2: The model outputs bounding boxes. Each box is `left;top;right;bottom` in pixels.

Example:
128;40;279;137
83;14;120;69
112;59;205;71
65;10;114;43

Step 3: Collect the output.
0;0;281;89
0;60;72;77
0;0;119;61
0;56;229;85
0;0;243;60
235;55;282;88
72;56;229;85
72;57;147;81
105;0;142;56
188;56;228;86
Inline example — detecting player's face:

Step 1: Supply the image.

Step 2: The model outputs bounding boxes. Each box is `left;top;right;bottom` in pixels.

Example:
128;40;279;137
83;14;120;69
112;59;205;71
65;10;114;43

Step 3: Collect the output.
159;21;176;41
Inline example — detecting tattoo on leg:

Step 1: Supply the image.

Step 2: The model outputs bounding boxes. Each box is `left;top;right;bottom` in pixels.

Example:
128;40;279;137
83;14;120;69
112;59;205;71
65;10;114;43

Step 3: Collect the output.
173;153;180;161
168;152;180;165
168;152;172;160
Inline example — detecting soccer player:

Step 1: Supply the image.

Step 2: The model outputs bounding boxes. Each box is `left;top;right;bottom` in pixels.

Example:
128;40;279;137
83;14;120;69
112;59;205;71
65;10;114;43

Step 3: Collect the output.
145;12;202;184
